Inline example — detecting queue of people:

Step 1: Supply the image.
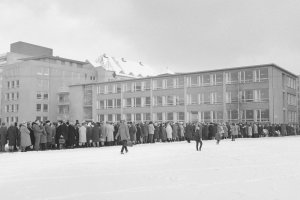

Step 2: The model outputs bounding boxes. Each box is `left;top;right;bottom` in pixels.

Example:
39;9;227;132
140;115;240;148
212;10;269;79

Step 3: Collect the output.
0;119;299;153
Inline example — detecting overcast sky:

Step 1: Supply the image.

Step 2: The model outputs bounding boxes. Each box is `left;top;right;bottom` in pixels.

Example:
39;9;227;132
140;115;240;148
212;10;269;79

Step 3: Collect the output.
1;0;300;75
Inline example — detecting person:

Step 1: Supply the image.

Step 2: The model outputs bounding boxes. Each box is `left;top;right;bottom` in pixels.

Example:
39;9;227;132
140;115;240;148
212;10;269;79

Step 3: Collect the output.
106;122;115;146
7;123;18;152
19;122;31;152
231;123;238;141
33;120;44;151
91;122;101;147
0;123;8;152
166;122;173;142
194;123;203;151
40;123;47;150
129;122;137;144
45;121;52;149
86;122;92;147
216;123;222;144
148;121;155;143
100;122;106;146
115;120;130;154
79;122;87;147
67;122;76;148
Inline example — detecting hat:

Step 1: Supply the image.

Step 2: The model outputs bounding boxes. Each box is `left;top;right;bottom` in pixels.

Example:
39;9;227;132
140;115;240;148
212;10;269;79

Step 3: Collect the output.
45;120;50;123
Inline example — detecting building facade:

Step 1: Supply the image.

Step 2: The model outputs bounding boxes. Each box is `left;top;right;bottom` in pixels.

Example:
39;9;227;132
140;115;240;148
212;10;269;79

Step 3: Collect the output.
69;64;299;124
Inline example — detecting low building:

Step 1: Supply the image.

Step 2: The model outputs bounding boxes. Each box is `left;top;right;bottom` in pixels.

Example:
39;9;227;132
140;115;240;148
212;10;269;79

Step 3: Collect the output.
69;64;298;124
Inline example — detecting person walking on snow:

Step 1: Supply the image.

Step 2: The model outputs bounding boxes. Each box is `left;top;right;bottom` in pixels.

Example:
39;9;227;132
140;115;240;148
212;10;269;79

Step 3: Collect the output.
115;120;130;154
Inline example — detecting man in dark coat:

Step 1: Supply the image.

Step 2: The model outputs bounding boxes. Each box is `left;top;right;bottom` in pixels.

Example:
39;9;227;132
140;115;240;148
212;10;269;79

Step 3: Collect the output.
194;124;203;151
0;123;8;152
7;123;18;152
56;121;68;149
91;122;101;147
67;122;76;148
184;123;193;143
136;123;141;144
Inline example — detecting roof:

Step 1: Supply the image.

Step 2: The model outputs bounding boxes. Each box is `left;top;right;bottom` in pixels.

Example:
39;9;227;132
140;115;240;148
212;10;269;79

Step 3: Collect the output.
69;63;298;87
19;55;89;65
96;54;173;78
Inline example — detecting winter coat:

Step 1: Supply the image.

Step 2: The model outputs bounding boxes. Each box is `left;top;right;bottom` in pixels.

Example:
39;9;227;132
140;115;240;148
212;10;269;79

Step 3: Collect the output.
68;125;76;146
253;124;258;134
115;124;130;141
129;125;137;142
91;125;101;142
185;124;193;139
231;125;238;136
40;127;47;144
136;125;141;141
0;126;8;146
86;126;92;143
248;126;253;137
106;124;115;142
223;125;228;138
215;125;222;141
162;126;167;141
172;124;178;139
166;124;173;139
179;124;185;137
194;126;202;141
142;124;149;137
148;124;155;135
154;125;159;139
79;126;87;143
281;124;287;136
51;126;56;144
100;124;107;142
20;125;31;147
45;124;52;143
202;124;208;139
28;126;35;146
7;126;18;146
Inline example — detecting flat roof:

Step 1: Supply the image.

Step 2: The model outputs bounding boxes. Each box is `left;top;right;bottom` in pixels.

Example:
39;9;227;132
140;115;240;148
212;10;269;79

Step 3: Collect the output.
19;55;89;65
70;63;298;87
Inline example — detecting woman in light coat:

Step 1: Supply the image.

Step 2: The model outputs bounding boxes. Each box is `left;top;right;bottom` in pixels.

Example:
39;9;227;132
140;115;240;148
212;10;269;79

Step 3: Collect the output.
20;122;31;152
106;122;115;146
79;123;87;147
166;122;173;142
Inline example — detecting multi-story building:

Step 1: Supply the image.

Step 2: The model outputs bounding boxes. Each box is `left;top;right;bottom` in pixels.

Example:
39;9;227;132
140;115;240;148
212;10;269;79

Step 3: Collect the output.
0;41;162;123
69;64;299;124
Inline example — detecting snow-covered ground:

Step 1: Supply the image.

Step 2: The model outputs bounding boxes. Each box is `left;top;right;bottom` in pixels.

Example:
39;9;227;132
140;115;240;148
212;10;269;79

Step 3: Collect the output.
1;136;300;200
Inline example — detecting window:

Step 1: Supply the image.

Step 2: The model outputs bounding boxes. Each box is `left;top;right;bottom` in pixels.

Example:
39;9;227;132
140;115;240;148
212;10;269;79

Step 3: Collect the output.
177;112;185;121
210;92;222;104
116;84;122;93
228;110;238;121
100;100;105;109
165;78;174;89
107;84;114;94
7;81;10;88
5;105;9;113
107;114;113;122
153;96;163;106
12;81;15;88
241;90;254;102
153;79;163;90
143;80;151;91
134;82;142;92
166;96;174;106
125;98;132;108
225;71;239;84
213;111;223;122
203;93;210;104
116;114;121;122
244;70;253;82
135;113;141;121
43;104;48;112
143;113;151;121
175;94;184;105
226;91;238;103
145;97;151;107
167;112;173;121
16;80;19;87
202;74;210;86
125;82;132;93
99;114;105;122
126;114;132;121
105;99;112;108
44;93;48;100
189;75;199;87
189;94;198;105
215;73;223;85
16;104;19;112
191;111;199;122
37;92;42;100
134;97;142;107
287;93;296;106
36;104;41;112
11;93;14;100
203;111;211;122
175;77;184;88
156;113;163;121
115;99;121;108
99;85;105;94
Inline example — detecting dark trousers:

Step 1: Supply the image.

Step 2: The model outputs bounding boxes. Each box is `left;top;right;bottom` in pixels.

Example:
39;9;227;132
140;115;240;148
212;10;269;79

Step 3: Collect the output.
121;140;128;153
148;134;153;143
196;140;202;151
231;135;236;141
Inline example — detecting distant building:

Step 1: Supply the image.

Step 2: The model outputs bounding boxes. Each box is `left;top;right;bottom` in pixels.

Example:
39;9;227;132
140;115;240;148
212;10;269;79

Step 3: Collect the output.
0;41;163;123
69;64;298;124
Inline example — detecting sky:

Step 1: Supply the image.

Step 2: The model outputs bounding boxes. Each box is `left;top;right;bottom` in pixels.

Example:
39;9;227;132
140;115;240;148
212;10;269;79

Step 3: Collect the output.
1;0;300;74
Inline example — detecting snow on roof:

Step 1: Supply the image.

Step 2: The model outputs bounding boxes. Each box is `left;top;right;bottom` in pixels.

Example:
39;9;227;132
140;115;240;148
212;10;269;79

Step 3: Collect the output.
96;54;173;78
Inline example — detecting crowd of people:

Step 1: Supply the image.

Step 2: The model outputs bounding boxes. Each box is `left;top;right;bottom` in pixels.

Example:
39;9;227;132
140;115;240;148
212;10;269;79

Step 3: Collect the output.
0;119;299;153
